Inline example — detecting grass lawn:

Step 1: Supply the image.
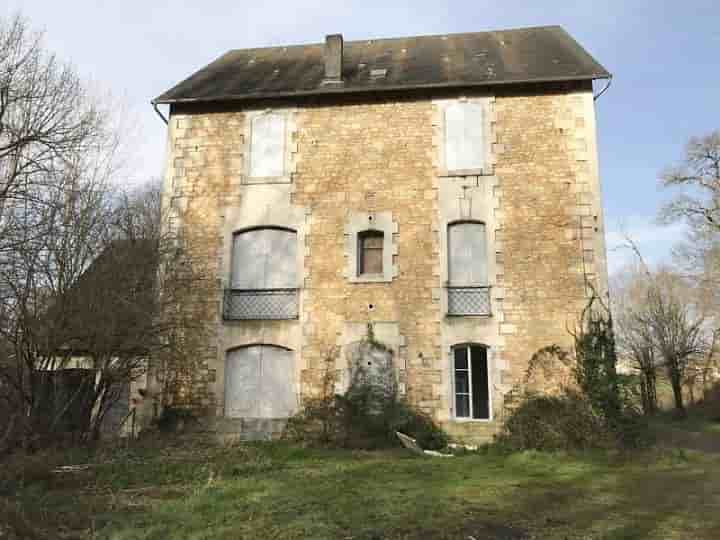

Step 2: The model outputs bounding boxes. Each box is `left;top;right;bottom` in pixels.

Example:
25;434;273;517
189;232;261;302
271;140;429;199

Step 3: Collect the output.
3;437;720;540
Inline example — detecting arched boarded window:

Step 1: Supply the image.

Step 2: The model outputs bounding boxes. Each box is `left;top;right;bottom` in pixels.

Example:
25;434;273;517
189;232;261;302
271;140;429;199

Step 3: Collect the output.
444;102;484;172
224;345;296;418
453;344;490;420
231;227;297;289
448;221;487;286
226;228;298;320
249;113;286;178
357;230;384;276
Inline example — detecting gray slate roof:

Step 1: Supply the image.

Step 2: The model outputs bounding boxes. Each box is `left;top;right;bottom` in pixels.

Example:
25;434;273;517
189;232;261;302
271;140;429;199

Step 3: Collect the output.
153;26;610;104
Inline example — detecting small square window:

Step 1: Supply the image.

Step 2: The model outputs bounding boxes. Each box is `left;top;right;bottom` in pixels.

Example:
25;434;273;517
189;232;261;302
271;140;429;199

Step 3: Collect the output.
358;230;384;276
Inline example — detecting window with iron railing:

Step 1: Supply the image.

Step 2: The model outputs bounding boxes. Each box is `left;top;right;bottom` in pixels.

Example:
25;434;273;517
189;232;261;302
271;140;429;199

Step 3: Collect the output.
447;221;491;316
224;227;298;320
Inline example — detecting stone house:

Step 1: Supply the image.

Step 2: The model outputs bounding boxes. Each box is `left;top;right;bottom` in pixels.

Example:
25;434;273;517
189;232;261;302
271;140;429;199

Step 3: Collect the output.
152;26;611;442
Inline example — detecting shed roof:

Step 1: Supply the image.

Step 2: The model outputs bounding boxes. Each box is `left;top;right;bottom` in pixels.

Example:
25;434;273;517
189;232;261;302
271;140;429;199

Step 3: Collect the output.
153;25;610;105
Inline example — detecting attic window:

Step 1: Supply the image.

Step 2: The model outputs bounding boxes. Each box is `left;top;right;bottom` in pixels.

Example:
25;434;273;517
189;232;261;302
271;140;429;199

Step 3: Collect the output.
444;102;484;173
249;113;286;178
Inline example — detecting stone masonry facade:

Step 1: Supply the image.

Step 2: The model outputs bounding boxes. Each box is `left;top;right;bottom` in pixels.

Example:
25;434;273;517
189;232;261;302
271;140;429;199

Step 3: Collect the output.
160;80;608;443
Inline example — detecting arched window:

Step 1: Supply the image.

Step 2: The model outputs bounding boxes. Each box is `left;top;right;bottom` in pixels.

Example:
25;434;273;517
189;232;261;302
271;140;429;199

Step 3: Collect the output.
231;227;297;289
447;221;491;316
357;229;384;276
225;227;298;320
225;345;296;418
448;221;487;286
452;344;490;420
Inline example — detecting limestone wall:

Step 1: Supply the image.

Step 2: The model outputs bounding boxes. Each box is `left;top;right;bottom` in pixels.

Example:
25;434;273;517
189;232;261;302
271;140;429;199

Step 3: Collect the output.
162;82;608;441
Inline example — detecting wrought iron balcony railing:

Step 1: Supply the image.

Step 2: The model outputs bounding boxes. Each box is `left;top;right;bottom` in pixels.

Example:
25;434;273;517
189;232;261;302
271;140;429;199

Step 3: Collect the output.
447;286;492;316
223;288;299;321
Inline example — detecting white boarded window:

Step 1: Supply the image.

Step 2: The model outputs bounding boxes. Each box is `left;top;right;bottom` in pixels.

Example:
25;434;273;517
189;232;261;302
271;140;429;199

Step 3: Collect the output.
448;222;487;286
231;228;297;289
444;102;484;172
249;113;286;178
225;345;296;418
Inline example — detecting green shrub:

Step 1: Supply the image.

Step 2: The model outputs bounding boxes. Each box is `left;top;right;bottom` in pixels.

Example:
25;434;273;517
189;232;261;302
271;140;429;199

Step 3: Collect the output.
284;342;448;451
497;389;651;452
154;407;197;432
284;390;448;451
497;391;612;451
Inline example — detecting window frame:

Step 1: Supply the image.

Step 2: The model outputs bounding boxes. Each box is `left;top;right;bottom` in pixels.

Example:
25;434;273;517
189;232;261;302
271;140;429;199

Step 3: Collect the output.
243;110;293;184
230;226;298;289
436;98;494;177
447;220;488;287
224;343;297;418
357;229;385;277
345;211;398;284
225;226;299;321
451;343;492;421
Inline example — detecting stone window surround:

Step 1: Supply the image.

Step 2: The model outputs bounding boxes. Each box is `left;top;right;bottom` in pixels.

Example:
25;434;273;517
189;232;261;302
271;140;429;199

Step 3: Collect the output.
434;97;495;178
436;183;499;317
448;342;494;422
344;211;399;283
242;108;298;185
219;199;308;293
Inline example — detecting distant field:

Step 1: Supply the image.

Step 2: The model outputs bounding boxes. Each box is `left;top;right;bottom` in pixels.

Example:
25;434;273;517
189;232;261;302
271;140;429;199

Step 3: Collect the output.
3;434;720;540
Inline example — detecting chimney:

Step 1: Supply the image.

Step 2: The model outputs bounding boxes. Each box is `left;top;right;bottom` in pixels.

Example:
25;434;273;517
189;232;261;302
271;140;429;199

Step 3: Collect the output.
323;34;343;84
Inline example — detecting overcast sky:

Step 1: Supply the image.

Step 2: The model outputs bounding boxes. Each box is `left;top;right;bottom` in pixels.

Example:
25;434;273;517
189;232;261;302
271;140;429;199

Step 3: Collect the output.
3;0;719;274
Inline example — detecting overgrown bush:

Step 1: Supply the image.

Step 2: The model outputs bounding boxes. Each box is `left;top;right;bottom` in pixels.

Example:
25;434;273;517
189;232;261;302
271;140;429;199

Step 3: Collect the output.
498;294;651;451
154;406;197;432
497;391;610;451
284;338;448;450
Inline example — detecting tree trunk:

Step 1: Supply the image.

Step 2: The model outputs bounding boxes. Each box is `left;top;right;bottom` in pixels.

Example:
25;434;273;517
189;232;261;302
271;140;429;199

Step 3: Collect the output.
640;370;659;415
668;362;685;414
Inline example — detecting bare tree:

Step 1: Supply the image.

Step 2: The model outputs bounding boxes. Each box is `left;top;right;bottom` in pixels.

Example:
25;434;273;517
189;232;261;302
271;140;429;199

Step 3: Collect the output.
0;13;134;446
661;131;720;231
658;131;720;405
613;233;713;414
640;271;707;413
0;13;106;259
612;264;660;414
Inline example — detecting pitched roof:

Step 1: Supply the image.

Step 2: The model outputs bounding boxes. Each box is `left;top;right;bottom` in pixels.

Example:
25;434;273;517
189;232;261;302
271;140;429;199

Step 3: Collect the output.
153;25;610;105
40;239;159;356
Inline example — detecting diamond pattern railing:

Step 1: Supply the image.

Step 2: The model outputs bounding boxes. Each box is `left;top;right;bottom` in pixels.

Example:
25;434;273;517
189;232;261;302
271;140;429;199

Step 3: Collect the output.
223;288;299;321
447;286;491;316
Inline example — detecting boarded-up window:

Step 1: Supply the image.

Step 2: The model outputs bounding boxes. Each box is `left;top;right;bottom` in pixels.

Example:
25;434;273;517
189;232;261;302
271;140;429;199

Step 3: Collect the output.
444;102;484;172
448;222;487;285
453;344;489;419
231;228;297;289
249;113;285;177
358;230;384;275
225;345;296;418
